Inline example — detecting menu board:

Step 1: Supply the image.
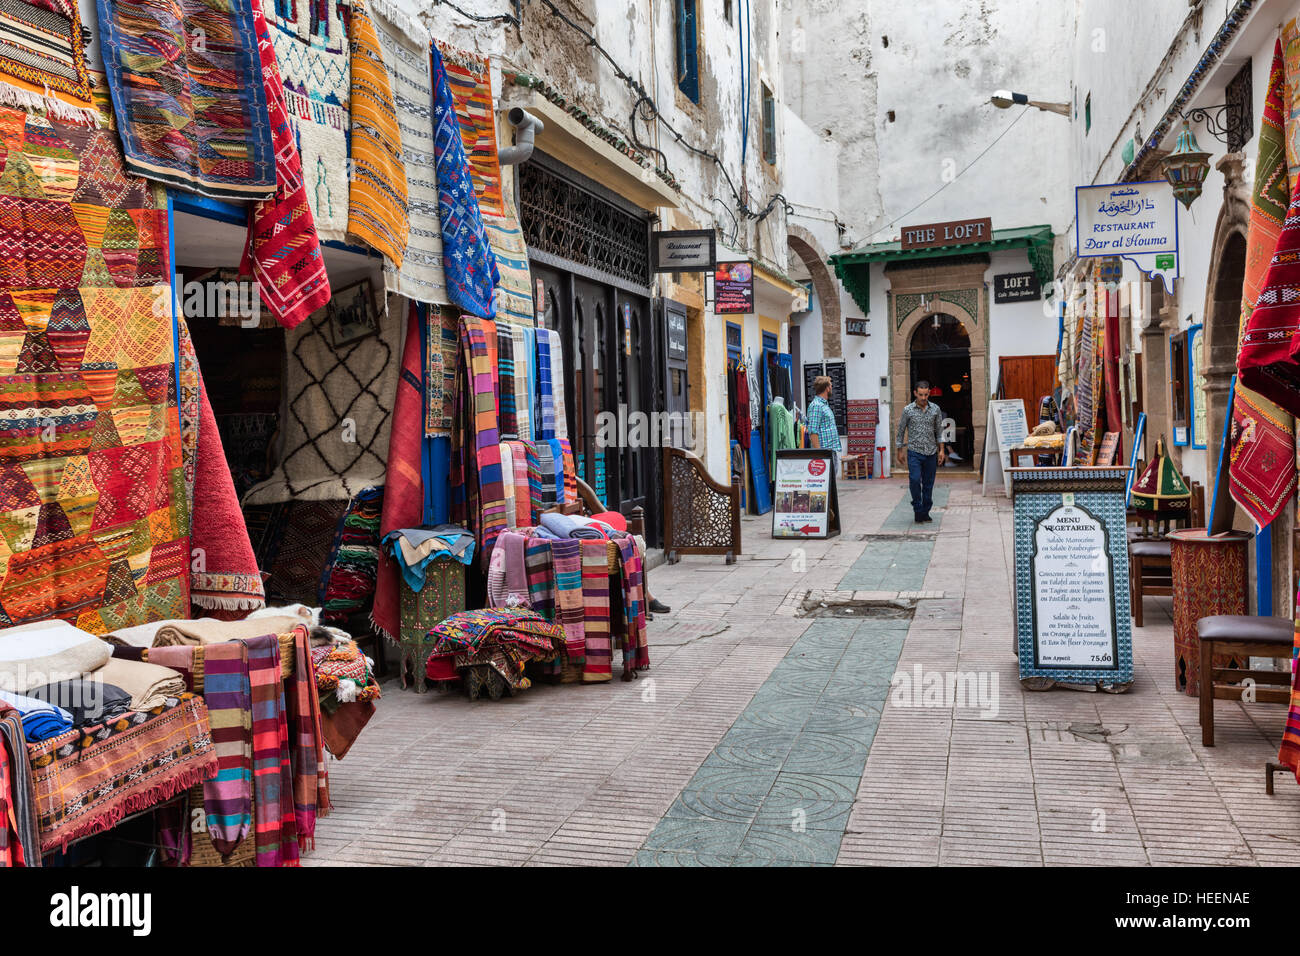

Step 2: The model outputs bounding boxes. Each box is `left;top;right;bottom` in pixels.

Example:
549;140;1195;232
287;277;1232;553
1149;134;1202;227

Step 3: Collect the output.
714;261;754;314
772;450;840;539
1011;467;1133;689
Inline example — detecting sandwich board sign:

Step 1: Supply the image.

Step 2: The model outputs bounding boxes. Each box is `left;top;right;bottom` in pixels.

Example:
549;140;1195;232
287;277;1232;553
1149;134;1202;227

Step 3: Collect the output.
772;449;840;539
1010;466;1134;691
981;398;1028;497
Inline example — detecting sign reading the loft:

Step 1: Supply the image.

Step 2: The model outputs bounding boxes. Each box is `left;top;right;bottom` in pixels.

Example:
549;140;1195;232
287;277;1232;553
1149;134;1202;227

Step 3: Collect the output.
652;229;717;273
899;216;992;250
667;308;687;359
714;261;754;314
1075;181;1179;293
1011;468;1134;691
845;317;870;336
993;271;1041;303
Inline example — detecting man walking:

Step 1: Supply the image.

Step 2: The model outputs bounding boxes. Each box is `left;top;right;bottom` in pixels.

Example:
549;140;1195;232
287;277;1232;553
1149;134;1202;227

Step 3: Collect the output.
807;375;842;474
895;380;945;522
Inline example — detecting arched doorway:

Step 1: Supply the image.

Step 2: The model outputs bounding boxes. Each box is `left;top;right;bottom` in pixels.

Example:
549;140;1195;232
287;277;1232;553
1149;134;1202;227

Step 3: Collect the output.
909;313;973;462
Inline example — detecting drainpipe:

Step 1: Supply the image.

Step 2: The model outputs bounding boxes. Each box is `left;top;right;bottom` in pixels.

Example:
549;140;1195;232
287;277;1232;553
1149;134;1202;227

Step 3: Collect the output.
499;108;544;166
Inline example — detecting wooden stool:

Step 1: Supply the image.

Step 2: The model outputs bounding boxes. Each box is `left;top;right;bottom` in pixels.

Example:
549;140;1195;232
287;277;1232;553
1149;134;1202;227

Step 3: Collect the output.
1128;538;1172;629
841;454;868;480
1197;615;1294;746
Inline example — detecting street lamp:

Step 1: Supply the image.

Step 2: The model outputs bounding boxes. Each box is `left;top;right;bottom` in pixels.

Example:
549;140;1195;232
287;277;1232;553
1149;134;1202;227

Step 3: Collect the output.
990;89;1070;117
1159;119;1213;210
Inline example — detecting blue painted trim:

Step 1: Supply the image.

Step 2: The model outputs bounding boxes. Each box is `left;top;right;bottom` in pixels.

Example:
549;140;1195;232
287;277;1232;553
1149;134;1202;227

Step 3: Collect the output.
1256;523;1272;616
1187;323;1205;449
1125;412;1145;505
170;191;247;226
323;238;380;258
1207;376;1235;533
166;194;183;440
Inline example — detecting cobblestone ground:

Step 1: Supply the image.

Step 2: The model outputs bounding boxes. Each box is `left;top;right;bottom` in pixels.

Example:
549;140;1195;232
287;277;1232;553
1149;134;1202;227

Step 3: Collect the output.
310;476;1300;866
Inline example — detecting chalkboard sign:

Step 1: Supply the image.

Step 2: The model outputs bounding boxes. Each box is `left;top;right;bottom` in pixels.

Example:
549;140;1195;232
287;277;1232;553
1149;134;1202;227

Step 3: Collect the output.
1010;466;1134;691
801;361;847;432
772;450;840;539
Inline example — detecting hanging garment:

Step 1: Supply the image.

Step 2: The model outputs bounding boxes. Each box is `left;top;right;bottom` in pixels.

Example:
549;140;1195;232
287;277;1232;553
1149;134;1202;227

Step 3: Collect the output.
507;440;532;527
534;441;557;509
550;539;585;660
547;439;566;504
200;640;253;858
346;0;408;265
96;0;274;196
431;43;498;319
727;361;738;438
242;634;299;866
1230;38;1299;529
450;316;507;561
736;365;751;449
524;539;554;619
615;537;649;674
1103;290;1122;433
511;325;533;441
558;438;577;504
580;540;611;682
769;401;795;474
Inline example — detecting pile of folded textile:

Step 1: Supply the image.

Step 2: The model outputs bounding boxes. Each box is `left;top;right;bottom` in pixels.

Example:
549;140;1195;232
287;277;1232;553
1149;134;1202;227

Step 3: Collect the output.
312;639;382;705
427;608;564;700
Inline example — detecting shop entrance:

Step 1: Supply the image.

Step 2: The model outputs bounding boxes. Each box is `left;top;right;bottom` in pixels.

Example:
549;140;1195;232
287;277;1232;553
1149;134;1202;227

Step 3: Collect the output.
908;313;973;464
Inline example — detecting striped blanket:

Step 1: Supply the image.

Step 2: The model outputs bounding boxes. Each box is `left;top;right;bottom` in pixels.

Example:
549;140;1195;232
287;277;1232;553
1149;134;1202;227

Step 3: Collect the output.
511;324;533;441
200;641;252;857
244;634;297;867
451;317;507;561
499;325;517;437
537;329;556;439
552;539;585;660
580;541;612;682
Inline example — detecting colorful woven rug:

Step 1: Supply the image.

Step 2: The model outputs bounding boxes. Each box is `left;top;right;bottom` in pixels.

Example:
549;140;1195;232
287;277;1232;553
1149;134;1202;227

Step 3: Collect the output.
510;324;532;441
551;538;584;659
579;540;611;682
30;693;216;852
198;640;251;857
96;0;276;198
431;43;498;319
244;295;403;504
422;305;457;436
616;536;649;674
372;303;425;643
0;0;95;123
545;328;568;440
1230;37;1299;529
450;315;506;563
242;633;298;866
347;0;408;266
0;106;191;633
436;39;504;217
498;325;517;437
241;0;331;330
373;0;449;305
536;329;555;439
254;499;350;605
284;625;327;851
267;0;349;241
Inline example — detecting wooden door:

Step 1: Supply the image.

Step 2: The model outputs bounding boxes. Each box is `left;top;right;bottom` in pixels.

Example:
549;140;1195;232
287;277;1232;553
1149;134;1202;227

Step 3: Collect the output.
999;354;1057;423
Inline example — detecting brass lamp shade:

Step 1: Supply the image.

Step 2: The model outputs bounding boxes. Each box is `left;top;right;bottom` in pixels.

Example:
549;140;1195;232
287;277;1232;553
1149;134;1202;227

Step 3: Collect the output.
1161;120;1212;209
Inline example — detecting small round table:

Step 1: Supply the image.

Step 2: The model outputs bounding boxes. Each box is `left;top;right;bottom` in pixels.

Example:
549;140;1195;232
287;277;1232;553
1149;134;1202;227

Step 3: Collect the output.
1167;528;1250;696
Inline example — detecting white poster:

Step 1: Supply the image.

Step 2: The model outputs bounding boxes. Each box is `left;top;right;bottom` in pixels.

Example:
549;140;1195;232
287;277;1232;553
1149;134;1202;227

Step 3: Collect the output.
1075;181;1179;293
1031;504;1116;668
772;454;833;537
981;398;1028;497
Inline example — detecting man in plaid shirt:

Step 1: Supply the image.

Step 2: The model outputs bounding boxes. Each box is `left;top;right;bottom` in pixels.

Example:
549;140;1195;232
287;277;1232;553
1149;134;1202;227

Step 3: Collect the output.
807;375;841;473
895;380;946;522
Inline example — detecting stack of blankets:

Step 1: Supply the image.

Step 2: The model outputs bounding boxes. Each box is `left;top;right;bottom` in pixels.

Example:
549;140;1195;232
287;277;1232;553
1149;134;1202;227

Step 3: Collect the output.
426;608;564;698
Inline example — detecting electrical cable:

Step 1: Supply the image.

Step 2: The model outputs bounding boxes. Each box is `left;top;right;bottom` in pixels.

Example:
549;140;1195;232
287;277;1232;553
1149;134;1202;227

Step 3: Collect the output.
433;0;518;24
533;0;790;224
860;106;1029;245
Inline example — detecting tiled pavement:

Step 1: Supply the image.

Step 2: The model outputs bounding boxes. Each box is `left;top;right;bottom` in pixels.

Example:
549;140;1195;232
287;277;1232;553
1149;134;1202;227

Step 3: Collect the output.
311;475;1300;866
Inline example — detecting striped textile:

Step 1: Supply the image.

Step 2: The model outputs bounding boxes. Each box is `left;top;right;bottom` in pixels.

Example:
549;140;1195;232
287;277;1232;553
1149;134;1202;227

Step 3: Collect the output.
524;540;554;619
373;0;448;305
200;641;252;858
537;330;556;439
347;0;408;265
551;539;585;660
500;442;517;529
535;441;557;509
558;438;577;504
435;39;504;216
484;200;534;326
580;541;611;682
508;440;532;527
617;537;650;674
524;326;538;435
547;438;566;504
546;329;569;440
1282;603;1300;780
244;634;299;867
242;0;331;329
498;325;517;438
451;316;507;561
511;325;533;441
523;440;545;519
285;625;328;850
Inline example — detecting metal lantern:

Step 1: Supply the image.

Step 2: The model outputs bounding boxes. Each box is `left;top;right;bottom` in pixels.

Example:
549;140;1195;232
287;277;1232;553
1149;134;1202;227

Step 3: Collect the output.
1161;119;1212;209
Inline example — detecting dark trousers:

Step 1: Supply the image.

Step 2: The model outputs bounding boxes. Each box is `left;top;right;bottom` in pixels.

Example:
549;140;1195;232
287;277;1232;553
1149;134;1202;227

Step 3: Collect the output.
908;450;938;518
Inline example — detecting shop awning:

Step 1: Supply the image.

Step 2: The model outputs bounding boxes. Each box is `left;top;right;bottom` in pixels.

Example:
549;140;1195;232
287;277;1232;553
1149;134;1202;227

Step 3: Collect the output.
829;224;1055;315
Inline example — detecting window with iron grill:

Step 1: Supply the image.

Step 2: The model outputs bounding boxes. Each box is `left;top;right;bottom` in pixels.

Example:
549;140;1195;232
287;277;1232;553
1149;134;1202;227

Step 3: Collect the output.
675;0;700;103
1225;59;1252;154
518;161;651;289
761;84;776;165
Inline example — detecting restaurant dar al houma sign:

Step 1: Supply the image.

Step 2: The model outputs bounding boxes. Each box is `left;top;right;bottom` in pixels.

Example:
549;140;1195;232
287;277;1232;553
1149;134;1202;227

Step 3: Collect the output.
1075;181;1179;292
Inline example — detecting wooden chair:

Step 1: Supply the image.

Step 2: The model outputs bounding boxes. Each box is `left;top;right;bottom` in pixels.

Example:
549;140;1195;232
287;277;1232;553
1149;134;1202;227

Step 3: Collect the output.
1128;477;1202;628
841;454;869;480
1198;524;1300;748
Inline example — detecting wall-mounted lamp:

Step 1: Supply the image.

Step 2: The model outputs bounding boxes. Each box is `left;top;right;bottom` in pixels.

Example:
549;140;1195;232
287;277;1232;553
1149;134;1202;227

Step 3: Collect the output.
1161;119;1212;209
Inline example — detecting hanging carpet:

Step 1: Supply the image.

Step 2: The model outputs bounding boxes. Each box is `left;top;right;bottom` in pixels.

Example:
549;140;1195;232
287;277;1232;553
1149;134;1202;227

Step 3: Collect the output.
0;0;95;123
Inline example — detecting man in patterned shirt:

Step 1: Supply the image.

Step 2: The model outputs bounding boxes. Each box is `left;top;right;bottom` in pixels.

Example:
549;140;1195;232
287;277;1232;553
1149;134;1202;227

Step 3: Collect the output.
807;375;842;474
895;380;946;523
